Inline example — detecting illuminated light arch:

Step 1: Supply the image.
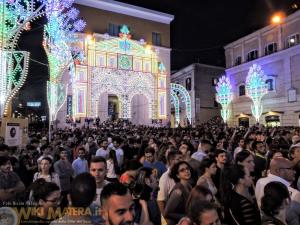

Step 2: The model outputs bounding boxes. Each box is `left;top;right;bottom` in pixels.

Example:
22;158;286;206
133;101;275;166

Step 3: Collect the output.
0;0;47;117
73;25;168;122
170;91;180;126
246;64;268;122
170;83;192;126
215;75;233;123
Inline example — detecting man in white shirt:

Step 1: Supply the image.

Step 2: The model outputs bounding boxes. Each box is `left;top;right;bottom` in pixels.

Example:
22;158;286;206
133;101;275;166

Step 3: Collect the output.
113;137;124;167
255;157;297;207
233;138;245;159
191;139;212;162
157;150;182;215
255;157;300;225
96;139;109;159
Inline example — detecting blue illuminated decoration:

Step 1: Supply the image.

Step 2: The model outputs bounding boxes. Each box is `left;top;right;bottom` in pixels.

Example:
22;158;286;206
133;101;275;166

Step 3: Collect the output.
246;64;268;122
170;83;192;127
216;75;233;123
158;62;166;73
119;40;131;52
120;25;130;35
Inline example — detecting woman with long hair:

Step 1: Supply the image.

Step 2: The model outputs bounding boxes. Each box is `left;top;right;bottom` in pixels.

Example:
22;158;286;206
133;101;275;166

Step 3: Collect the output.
106;149;120;183
33;157;60;189
164;161;192;225
196;157;218;200
220;164;261;225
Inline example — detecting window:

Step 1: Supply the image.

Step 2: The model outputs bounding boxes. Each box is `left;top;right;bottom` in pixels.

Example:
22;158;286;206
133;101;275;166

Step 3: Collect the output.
247;50;258;62
185;78;191;91
266;79;274;91
212;78;218;86
264;43;277;55
235;56;242;66
108;23;120;36
286;34;300;48
152;32;161;46
239;85;245;96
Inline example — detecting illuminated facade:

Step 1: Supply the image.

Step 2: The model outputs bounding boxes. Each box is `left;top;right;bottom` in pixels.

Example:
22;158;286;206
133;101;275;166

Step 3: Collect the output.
56;0;173;125
225;10;300;127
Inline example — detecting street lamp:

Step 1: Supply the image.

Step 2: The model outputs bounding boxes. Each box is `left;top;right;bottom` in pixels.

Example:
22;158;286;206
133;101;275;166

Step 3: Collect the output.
271;12;285;50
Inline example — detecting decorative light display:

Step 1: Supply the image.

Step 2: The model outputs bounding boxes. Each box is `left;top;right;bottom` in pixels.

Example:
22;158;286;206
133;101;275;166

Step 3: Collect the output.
91;67;154;119
170;83;192;126
0;51;30;116
215;75;233;123
72;24;168;122
0;0;46;117
44;0;85;122
245;64;268;122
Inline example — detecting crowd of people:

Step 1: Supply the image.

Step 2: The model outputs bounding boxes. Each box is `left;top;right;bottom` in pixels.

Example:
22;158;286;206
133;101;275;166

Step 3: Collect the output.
1;117;300;225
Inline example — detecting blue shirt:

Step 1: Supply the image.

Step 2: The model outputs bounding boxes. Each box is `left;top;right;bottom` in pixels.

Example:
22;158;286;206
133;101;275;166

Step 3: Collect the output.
72;158;88;176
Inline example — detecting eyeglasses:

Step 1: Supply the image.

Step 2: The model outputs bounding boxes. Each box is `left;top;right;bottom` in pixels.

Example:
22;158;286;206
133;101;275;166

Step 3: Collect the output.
45;196;63;204
178;167;190;173
279;167;294;171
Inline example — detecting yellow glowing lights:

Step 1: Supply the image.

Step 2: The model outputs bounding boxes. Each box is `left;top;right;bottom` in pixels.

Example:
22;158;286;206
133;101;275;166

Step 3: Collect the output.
86;34;93;40
271;12;285;24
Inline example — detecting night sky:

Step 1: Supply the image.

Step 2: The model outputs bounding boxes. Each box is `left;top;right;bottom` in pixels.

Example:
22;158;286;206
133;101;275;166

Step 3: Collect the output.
16;0;299;116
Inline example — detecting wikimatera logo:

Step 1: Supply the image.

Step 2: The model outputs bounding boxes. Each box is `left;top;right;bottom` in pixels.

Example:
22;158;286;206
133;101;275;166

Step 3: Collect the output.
0;207;18;225
0;206;101;224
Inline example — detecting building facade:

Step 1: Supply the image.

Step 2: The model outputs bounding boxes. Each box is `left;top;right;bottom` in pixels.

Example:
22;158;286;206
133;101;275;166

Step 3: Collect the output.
57;0;174;126
171;63;224;126
224;10;300;127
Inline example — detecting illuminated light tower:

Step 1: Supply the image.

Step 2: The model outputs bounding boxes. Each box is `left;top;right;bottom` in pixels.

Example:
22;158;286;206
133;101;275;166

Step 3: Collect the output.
43;0;85;129
0;0;47;117
245;64;268;123
215;75;233;123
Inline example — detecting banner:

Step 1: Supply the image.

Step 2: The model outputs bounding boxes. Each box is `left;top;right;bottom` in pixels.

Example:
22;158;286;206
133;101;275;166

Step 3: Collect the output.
67;95;72;115
5;123;20;146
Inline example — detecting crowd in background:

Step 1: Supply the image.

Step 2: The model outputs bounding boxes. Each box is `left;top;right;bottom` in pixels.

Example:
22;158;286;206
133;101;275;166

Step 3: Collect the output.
1;116;300;225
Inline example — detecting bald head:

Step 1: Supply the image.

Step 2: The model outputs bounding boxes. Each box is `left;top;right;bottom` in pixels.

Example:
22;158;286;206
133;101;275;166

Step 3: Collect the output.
270;157;295;182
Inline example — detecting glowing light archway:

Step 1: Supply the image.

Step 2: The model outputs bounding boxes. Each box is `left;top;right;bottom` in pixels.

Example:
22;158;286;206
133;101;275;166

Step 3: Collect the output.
170;83;192;127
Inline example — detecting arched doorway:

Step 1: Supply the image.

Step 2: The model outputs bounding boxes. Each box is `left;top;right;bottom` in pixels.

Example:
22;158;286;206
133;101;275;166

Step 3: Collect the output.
131;94;150;125
108;95;119;120
238;117;249;127
97;92;120;122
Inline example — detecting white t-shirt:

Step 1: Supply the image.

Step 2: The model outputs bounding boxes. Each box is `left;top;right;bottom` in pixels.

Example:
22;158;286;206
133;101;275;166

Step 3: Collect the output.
115;148;124;167
96;148;109;159
255;173;299;208
106;159;117;179
157;168;176;202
